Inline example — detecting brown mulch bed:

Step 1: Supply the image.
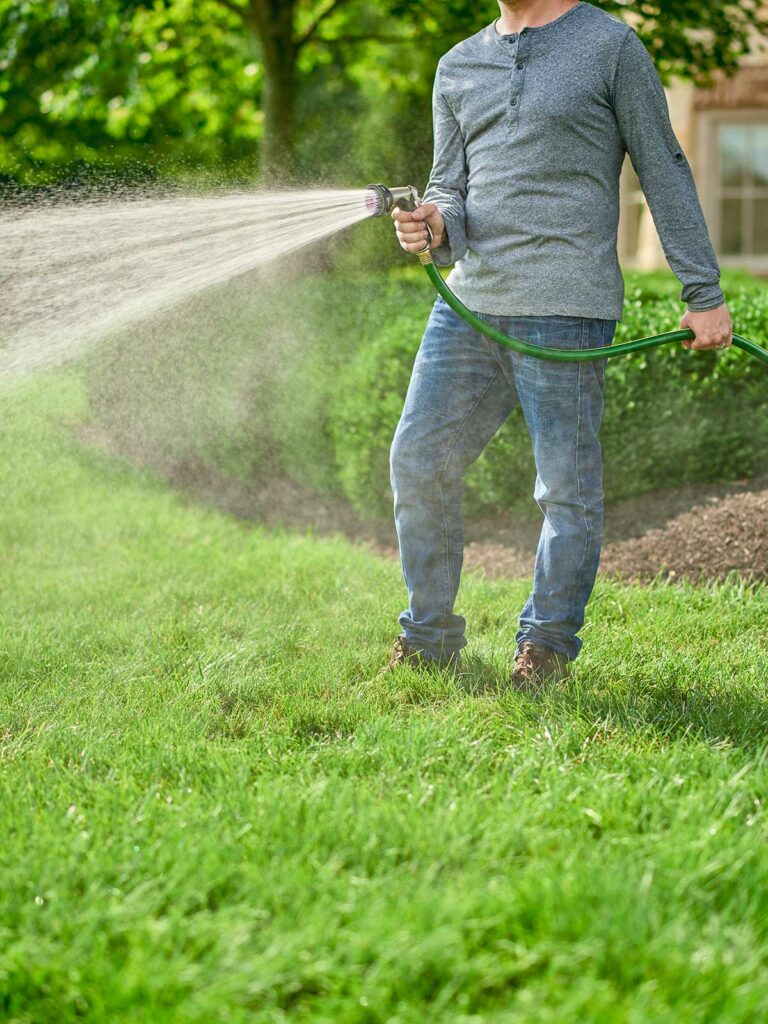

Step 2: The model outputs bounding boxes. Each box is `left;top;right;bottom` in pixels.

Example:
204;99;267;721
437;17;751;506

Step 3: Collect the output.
601;487;768;582
464;478;768;584
79;423;768;584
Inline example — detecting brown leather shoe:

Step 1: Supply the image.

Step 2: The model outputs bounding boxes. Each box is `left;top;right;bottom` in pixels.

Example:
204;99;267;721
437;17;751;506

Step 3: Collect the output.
510;641;569;691
378;636;459;679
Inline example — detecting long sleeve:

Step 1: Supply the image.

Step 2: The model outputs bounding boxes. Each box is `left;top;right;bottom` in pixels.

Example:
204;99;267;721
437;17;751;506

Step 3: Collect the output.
422;67;468;267
612;30;725;312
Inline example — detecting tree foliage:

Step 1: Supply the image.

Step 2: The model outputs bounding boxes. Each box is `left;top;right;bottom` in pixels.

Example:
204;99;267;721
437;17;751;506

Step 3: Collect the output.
0;0;263;183
1;0;765;184
382;0;768;82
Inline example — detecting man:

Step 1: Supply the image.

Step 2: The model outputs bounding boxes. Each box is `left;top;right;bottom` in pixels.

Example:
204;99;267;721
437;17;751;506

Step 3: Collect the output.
384;0;733;688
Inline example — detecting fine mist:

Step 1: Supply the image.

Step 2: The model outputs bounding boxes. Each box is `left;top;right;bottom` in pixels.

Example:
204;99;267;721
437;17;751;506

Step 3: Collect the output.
0;186;372;379
82;229;414;548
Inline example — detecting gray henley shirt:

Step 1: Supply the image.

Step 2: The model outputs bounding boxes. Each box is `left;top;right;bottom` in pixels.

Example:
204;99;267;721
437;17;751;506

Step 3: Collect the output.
423;1;725;321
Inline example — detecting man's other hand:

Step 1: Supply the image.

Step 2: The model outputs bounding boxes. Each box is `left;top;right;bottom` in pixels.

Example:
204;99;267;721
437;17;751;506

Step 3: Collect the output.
392;203;445;253
680;304;733;351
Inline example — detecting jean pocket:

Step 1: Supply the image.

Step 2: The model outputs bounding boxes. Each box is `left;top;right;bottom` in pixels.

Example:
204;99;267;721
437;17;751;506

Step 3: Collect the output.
590;319;616;390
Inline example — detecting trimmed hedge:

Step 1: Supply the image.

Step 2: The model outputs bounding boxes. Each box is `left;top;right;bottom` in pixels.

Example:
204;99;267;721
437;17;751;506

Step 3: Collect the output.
327;269;768;516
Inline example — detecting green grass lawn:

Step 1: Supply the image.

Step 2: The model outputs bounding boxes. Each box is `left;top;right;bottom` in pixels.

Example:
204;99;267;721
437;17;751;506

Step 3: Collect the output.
2;373;768;1023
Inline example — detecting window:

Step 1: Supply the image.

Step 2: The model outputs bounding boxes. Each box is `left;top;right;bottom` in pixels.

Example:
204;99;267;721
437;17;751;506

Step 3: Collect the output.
717;124;768;257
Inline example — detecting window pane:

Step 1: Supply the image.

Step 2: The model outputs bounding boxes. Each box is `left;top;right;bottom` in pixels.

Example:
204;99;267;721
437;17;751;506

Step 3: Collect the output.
749;127;768;189
719;126;748;187
754;197;768;255
720;197;743;255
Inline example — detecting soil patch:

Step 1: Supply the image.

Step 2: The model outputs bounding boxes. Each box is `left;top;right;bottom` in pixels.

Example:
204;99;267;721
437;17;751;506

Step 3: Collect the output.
464;476;768;584
78;424;768;584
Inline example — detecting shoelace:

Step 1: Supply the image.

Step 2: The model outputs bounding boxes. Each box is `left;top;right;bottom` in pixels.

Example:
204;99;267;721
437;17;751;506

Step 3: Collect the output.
518;643;548;675
392;638;411;664
514;645;538;675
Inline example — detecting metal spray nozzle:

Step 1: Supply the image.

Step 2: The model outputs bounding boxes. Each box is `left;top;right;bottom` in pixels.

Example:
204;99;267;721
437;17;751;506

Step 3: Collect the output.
365;184;422;217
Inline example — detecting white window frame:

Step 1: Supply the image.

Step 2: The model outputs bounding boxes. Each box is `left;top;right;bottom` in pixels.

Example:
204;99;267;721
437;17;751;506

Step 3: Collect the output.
697;108;768;273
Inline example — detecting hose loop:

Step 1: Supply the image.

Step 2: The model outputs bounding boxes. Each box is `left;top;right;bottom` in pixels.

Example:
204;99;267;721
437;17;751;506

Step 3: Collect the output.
422;261;768;367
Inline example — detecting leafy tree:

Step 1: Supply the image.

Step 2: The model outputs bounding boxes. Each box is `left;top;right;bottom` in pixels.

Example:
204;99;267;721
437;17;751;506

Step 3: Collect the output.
1;0;765;185
0;0;266;183
384;0;768;84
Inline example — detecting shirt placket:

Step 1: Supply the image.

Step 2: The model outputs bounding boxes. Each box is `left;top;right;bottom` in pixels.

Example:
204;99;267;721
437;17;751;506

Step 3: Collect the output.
508;28;531;130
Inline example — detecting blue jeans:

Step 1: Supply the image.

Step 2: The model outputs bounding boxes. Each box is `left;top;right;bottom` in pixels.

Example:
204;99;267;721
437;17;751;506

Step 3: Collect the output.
390;295;617;663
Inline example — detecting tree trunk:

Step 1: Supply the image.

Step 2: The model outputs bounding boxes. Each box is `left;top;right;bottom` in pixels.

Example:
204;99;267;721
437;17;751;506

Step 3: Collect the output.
251;0;297;183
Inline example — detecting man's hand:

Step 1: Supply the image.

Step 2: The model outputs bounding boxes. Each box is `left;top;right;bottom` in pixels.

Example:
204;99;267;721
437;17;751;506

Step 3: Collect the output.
391;203;445;253
680;304;733;351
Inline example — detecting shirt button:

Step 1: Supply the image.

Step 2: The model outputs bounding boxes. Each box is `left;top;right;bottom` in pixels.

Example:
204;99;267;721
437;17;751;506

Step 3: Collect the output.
516;62;524;69
511;98;518;105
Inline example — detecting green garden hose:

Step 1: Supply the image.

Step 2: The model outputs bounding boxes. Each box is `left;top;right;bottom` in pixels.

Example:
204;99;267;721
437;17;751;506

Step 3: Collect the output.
365;183;768;367
420;254;768;366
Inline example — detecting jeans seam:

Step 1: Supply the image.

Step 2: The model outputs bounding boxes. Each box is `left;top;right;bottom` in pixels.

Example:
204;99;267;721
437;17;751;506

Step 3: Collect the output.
438;368;502;617
574;319;591;627
596;317;608;390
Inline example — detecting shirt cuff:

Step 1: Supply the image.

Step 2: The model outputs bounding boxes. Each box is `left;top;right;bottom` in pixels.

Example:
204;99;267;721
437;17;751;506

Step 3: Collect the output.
685;286;726;313
430;206;467;267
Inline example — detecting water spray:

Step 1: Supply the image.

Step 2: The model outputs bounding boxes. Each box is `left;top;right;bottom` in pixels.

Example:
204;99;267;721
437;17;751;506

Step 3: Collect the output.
4;181;766;380
0;186;371;378
365;184;768;367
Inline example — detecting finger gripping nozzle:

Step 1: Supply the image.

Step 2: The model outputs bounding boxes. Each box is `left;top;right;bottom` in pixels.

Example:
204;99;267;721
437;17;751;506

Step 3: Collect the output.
366;184;433;253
